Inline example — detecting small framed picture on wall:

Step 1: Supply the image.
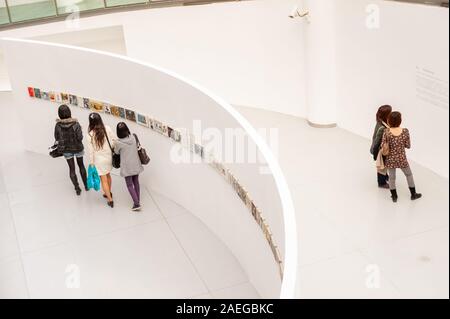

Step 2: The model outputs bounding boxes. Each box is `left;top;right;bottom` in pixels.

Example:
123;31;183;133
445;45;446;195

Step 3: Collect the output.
33;88;41;99
27;87;35;97
137;114;149;127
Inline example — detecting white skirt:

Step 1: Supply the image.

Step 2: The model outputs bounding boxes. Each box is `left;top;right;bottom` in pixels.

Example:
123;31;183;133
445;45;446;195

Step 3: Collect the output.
88;125;115;176
93;149;113;176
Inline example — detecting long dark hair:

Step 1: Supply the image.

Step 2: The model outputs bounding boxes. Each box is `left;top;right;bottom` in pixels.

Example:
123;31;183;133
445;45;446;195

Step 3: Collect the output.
88;113;106;150
376;105;392;123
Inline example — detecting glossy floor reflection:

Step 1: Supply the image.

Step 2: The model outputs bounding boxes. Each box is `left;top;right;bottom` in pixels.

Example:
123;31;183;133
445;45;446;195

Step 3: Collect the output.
0;145;258;298
236;106;449;299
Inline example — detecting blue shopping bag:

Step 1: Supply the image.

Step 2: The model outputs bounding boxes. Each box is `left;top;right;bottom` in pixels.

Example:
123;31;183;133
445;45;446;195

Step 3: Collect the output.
87;165;101;191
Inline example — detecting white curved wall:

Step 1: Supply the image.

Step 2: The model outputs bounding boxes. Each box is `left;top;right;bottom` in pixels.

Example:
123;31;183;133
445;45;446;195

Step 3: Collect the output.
336;0;449;178
1;0;447;178
0;38;298;298
0;0;307;117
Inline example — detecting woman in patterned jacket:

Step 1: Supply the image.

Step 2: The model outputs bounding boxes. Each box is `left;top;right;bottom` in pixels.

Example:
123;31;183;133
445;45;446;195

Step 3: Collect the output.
381;111;422;203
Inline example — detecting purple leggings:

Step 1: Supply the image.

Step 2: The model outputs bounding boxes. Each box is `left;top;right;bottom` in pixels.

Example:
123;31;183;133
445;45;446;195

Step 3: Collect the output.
125;175;140;205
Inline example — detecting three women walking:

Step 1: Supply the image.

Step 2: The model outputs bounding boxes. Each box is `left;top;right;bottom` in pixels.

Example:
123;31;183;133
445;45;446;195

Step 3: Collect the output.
54;105;146;210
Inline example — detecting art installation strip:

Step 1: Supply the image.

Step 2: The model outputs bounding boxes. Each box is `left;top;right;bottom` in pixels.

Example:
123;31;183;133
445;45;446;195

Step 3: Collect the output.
27;86;284;279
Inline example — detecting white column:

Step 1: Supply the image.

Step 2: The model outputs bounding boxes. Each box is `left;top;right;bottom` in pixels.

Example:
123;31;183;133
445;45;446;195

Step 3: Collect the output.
304;0;337;127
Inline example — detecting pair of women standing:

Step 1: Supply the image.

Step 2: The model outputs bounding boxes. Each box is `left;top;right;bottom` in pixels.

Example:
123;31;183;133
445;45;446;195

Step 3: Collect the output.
371;105;422;202
54;105;144;210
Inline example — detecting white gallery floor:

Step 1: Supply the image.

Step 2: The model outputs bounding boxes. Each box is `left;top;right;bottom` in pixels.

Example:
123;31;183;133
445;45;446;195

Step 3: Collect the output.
236;106;449;299
0;157;260;299
0;91;448;299
0;155;260;299
0;93;259;299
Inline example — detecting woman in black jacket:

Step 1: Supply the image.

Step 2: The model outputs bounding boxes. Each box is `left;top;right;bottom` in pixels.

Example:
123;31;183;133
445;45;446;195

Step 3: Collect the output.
370;105;392;188
55;105;87;195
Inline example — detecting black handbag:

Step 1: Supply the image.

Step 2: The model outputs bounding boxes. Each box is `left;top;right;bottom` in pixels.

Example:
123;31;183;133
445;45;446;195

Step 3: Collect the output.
105;130;120;169
134;134;150;165
49;141;63;158
112;152;121;169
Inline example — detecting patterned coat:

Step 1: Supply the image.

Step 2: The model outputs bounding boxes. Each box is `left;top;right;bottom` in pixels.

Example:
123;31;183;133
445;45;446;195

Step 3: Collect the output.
382;128;411;169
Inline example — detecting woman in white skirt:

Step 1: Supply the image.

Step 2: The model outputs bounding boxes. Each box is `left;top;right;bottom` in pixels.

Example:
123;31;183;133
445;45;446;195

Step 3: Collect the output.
88;113;116;208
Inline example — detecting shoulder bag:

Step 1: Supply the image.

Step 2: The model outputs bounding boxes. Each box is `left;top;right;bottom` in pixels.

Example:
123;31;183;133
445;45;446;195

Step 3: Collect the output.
105;129;120;169
381;130;390;156
133;134;150;165
375;149;385;170
49;141;63;158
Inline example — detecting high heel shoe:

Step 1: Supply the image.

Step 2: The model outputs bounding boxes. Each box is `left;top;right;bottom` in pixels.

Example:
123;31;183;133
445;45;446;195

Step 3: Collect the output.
107;201;114;208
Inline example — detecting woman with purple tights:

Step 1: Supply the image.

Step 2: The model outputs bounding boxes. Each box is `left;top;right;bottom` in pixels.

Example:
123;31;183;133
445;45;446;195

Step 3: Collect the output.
114;122;144;211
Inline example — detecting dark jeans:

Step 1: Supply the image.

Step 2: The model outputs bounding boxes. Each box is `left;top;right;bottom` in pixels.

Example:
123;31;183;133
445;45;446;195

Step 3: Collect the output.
67;157;87;191
125;175;140;206
377;172;389;186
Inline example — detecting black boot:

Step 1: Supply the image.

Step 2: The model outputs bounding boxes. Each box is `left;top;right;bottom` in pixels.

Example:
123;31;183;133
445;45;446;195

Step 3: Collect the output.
390;189;398;203
409;187;422;200
80;169;88;191
70;173;81;196
76;157;88;191
377;173;389;188
81;176;88;191
67;159;82;195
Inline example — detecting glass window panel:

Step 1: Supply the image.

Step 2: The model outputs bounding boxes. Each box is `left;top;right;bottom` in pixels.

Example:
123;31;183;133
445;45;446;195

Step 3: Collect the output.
57;0;105;15
0;0;10;25
8;0;57;23
105;0;147;8
388;0;448;6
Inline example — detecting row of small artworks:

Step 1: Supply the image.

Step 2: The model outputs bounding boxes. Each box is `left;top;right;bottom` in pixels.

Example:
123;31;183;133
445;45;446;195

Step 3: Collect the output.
28;86;284;279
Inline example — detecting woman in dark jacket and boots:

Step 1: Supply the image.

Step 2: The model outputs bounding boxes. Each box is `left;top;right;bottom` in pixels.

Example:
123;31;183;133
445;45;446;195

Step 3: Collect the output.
55;105;88;195
370;105;392;188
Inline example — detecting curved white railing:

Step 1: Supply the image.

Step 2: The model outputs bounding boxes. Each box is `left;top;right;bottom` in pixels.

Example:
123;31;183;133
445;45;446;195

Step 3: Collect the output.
1;37;298;298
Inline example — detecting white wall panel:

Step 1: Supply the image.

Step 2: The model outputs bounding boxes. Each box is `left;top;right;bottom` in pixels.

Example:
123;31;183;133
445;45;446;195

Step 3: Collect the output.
335;0;449;177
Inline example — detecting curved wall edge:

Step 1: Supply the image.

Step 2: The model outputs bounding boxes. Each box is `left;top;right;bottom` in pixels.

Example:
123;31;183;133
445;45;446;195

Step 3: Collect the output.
1;37;298;298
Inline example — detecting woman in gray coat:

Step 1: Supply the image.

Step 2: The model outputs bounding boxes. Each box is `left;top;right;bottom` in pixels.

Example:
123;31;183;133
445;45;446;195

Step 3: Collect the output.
114;122;144;211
